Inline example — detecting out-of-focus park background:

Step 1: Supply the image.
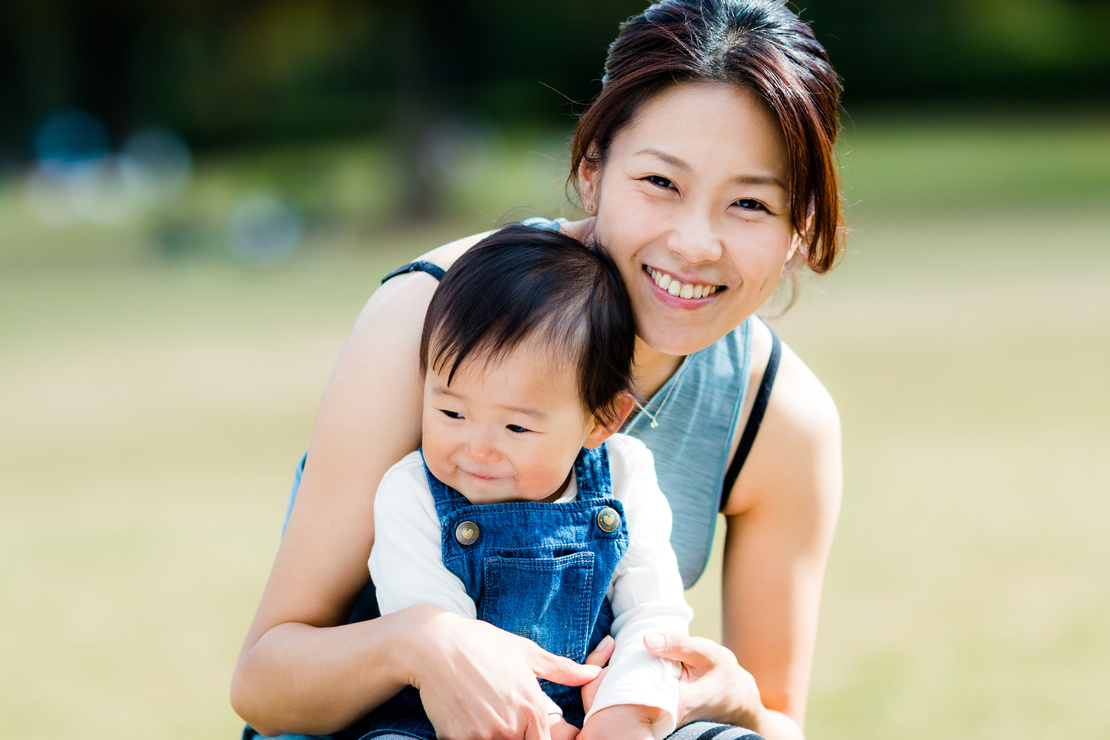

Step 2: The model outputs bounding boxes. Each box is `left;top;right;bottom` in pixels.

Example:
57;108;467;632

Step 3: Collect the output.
2;1;1108;738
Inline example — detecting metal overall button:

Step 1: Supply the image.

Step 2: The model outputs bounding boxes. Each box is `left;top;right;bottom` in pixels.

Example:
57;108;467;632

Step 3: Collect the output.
455;520;480;545
596;507;620;533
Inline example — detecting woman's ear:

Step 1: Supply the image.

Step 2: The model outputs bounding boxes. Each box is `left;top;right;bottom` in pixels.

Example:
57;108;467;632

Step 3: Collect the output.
787;231;803;264
583;392;636;449
787;212;815;266
578;152;600;213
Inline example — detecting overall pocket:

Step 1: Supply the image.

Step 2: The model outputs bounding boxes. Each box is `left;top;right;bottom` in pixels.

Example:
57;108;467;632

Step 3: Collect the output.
479;551;595;661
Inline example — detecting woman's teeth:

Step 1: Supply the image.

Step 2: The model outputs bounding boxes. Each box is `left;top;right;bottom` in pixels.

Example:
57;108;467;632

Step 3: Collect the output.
648;267;720;299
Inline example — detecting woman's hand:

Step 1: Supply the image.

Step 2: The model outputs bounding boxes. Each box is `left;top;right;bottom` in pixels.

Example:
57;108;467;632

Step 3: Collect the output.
643;632;767;731
408;607;603;740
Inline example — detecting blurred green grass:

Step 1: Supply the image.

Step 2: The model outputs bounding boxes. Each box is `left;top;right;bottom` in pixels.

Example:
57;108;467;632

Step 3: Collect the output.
2;110;1108;739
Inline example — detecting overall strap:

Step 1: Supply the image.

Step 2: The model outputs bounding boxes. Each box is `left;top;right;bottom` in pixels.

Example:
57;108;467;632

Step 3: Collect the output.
419;448;471;525
572;444;613;501
381;260;446;284
719;323;782;511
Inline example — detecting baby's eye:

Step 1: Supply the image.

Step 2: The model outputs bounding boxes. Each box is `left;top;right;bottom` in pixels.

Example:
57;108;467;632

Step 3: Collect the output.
645;175;675;190
440;409;463;420
733;198;768;212
506;424;532;434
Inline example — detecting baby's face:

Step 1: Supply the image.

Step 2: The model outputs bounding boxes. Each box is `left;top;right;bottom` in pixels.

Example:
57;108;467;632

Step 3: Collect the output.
421;341;607;504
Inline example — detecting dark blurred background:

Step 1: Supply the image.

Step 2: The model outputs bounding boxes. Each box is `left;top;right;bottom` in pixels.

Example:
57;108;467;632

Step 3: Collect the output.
2;0;1107;265
3;0;1108;151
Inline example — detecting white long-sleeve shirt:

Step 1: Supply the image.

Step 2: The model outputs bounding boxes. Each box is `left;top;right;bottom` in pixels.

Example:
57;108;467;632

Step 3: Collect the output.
370;433;692;739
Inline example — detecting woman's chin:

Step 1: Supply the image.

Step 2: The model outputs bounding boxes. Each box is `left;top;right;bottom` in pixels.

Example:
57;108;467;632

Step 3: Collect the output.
637;322;723;358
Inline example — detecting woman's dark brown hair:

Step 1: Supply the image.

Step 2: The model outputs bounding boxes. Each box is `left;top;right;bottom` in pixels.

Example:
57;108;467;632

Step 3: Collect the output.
570;0;844;274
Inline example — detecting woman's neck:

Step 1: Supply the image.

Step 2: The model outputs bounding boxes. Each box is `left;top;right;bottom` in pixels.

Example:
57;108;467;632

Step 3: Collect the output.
632;338;685;399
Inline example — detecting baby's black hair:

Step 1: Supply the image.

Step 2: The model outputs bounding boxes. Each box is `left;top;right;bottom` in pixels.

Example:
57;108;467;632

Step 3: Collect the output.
419;223;636;427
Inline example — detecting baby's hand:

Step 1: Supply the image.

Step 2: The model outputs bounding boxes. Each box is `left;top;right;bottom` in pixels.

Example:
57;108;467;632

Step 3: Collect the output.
579;704;659;740
549;715;581;740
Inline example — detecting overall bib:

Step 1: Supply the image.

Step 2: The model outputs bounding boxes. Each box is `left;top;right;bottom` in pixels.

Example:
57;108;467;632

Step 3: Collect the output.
346;444;629;739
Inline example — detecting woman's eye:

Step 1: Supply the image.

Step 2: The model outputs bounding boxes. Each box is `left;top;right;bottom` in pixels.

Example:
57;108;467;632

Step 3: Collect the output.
645;175;674;190
734;198;767;212
506;424;531;434
441;410;463;420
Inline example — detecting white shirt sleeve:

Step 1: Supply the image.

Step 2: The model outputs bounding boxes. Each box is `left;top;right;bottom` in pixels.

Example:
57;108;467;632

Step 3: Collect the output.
368;451;562;716
583;434;693;740
369;451;476;618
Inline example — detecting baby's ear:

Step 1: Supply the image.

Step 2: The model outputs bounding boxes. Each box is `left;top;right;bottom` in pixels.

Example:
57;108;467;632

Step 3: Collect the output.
582;392;636;449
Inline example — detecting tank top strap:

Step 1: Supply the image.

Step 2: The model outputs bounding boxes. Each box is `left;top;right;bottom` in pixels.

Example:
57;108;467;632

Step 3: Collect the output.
379;219;565;286
381;260;446;284
518;216;567;233
720;321;781;508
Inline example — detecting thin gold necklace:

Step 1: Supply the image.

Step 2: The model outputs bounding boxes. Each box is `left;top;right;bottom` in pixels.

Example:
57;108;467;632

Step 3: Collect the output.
632;358;690;429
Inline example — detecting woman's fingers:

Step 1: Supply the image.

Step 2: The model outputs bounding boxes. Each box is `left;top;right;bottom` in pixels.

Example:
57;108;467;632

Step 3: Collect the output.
584;635;615;668
579;666;608;714
530;648;603;688
520;703;552;740
640;633;765;727
578;635;614;714
413;614;563;740
643;632;713;673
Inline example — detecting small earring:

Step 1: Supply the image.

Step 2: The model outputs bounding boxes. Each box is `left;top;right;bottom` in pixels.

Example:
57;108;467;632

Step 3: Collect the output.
586;203;594;212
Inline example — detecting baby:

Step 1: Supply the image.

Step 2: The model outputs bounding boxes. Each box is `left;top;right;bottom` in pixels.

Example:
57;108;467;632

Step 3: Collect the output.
363;223;691;740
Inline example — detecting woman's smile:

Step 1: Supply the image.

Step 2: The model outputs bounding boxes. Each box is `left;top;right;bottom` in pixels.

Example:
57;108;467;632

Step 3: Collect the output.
644;265;724;301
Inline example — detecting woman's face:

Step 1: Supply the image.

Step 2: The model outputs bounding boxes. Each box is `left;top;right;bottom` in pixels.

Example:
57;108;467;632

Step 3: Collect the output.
580;81;801;357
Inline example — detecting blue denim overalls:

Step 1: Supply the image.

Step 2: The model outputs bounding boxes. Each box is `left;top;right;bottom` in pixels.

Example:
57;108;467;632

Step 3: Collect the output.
342;443;630;740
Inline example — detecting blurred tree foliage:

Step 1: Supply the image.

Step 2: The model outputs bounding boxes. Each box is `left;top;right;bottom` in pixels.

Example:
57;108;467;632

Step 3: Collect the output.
0;0;644;153
804;0;1110;101
1;0;1107;155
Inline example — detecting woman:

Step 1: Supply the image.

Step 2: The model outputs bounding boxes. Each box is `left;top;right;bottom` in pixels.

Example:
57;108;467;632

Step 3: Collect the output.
231;2;844;739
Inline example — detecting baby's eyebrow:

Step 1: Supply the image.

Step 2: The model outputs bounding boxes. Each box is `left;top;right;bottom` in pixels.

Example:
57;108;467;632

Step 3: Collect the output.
499;403;548;420
431;385;547;420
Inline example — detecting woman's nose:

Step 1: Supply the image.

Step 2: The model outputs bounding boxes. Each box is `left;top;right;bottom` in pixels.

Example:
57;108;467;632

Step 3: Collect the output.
667;211;723;264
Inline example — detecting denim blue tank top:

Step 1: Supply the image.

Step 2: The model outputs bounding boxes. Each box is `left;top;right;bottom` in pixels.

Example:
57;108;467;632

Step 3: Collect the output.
621;321;752;587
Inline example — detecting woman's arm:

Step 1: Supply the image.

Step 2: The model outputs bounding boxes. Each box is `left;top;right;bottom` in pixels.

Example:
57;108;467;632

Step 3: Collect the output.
645;326;842;740
230;268;439;735
230;234;599;738
719;329;843;737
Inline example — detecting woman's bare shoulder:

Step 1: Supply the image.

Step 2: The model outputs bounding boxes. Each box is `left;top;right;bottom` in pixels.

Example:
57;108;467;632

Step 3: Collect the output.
416;230;492;271
243;231;492;635
404;220;584;276
725;320;842;518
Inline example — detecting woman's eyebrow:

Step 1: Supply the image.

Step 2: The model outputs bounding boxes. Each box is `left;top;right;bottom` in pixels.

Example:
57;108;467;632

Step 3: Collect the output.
637;147;787;190
637;147;691;172
731;173;787;191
